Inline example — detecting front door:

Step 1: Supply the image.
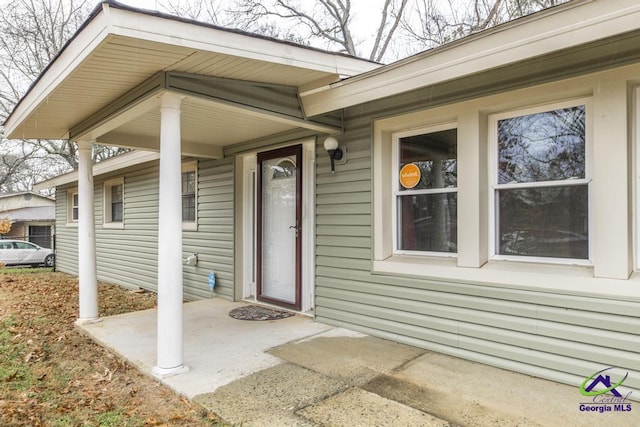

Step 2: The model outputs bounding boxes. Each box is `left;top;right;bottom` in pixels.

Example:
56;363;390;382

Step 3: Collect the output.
257;145;302;310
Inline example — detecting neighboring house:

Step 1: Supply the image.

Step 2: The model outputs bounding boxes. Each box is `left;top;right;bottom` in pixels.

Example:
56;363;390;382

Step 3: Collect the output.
0;192;55;248
6;0;639;393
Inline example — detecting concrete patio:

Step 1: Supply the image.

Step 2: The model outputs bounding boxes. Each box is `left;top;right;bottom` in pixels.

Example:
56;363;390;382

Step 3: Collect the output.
76;298;332;399
77;299;640;426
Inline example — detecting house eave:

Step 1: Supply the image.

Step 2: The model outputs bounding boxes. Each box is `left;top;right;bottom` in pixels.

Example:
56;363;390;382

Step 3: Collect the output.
302;0;640;116
3;0;377;142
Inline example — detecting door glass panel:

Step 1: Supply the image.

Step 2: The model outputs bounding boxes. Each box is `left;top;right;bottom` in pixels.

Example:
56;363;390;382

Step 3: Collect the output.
261;157;297;303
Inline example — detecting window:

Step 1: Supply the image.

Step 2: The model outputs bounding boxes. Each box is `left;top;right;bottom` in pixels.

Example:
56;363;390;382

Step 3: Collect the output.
393;125;457;254
72;193;79;221
182;161;197;229
103;178;124;227
491;101;590;261
67;190;78;224
111;184;123;222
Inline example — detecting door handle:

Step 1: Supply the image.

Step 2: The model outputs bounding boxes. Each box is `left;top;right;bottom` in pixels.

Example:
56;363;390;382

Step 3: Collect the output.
289;224;301;237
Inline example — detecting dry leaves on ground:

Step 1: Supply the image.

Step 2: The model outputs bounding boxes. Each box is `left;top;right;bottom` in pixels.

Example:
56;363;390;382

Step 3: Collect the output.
0;270;227;426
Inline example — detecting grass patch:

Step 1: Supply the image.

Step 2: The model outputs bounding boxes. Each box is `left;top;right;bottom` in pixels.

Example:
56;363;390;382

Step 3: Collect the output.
50;415;73;427
94;409;143;427
0;267;54;274
0;316;36;392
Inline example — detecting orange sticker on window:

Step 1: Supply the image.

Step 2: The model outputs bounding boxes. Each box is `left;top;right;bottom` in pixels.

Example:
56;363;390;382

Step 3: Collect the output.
399;163;421;189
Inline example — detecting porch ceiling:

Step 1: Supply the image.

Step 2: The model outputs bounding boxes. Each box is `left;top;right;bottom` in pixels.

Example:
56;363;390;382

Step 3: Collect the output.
96;95;304;158
3;2;379;156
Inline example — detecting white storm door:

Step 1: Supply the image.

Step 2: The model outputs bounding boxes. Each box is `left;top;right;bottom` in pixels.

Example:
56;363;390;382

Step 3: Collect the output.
257;145;302;310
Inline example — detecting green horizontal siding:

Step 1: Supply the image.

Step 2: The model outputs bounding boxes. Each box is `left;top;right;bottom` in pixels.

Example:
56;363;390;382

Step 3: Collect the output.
54;157;234;302
95;163;159;291
314;96;640;398
54;190;78;275
184;158;235;301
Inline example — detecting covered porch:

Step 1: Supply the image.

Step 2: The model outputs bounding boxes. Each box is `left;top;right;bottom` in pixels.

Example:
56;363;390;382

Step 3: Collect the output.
3;1;378;377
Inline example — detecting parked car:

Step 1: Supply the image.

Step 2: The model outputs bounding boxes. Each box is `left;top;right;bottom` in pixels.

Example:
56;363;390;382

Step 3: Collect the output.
0;240;54;268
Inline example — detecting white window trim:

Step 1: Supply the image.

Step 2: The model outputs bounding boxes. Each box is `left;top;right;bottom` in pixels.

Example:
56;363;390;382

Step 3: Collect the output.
373;97;595;282
488;98;593;266
103;177;124;229
182;161;198;231
391;123;458;258
373;107;461;266
66;189;79;226
371;69;640;283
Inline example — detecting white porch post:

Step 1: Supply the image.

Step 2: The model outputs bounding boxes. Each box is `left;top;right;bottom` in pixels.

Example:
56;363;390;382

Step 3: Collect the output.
76;140;99;323
153;92;188;377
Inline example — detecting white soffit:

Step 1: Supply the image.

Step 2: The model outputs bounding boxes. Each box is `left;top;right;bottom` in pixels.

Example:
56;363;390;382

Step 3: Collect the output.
4;1;379;141
301;0;640;116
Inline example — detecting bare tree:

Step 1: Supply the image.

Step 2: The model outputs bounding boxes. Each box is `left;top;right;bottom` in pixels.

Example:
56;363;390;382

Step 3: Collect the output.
0;140;33;192
0;138;69;193
181;0;569;62
158;0;224;22
0;0;129;192
404;0;571;54
224;0;409;62
161;0;310;43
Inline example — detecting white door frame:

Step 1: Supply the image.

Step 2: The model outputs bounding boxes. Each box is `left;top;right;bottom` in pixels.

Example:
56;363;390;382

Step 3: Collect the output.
240;139;316;312
635;86;640;270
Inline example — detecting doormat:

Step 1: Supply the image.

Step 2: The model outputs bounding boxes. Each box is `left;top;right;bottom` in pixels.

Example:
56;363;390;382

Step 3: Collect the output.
228;305;295;321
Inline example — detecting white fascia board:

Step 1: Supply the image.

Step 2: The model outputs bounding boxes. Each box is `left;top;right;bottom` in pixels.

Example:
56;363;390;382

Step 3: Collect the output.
92;150;159;175
5;6;112;139
32;171;78;191
105;6;379;77
33;150;160;190
302;0;640;116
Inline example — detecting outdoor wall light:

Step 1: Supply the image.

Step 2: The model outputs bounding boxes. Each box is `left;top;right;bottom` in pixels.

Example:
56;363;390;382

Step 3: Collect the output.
324;136;346;173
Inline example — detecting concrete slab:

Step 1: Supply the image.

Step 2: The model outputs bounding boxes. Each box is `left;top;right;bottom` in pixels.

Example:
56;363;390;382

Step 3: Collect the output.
269;328;425;386
77;298;332;399
298;387;449;427
195;363;348;426
79;303;640;426
385;352;640;427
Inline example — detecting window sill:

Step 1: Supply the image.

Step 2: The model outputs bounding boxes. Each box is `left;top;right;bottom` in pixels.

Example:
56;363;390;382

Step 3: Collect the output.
183;222;197;232
372;255;640;301
65;222;78;227
103;222;124;229
490;254;592;267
